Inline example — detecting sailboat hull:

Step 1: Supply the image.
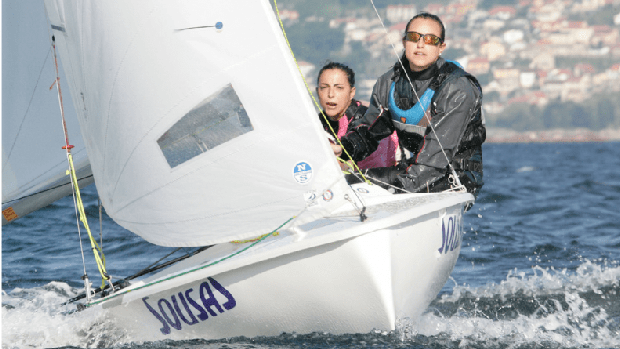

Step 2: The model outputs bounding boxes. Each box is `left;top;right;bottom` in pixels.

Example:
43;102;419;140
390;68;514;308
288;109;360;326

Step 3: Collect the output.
88;189;470;341
38;0;474;341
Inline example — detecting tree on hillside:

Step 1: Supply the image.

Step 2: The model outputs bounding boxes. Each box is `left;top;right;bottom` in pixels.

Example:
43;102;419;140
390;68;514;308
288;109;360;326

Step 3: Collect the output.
495;103;544;131
542;101;581;129
491;94;620;131
585;94;620;130
568;5;620;26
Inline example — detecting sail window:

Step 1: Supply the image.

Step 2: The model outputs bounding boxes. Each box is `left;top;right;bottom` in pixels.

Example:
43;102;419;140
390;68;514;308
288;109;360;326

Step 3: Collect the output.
157;84;253;168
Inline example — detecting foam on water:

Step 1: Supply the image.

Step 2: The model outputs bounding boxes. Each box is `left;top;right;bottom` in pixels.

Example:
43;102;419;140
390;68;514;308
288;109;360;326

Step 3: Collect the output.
2;282;127;348
401;260;620;348
516;166;535;173
3;261;619;349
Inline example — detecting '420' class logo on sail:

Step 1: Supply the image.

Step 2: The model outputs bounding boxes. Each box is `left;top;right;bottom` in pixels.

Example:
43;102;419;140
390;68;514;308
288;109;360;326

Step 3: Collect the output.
438;214;463;254
142;277;236;335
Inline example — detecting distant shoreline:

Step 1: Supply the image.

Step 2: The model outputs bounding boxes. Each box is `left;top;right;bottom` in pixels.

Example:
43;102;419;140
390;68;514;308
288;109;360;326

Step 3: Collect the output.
485;127;620;143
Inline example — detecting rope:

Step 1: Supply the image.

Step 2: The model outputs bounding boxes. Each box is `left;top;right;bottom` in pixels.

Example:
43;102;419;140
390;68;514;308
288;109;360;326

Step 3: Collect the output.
348;169;408;194
49;35;112;290
84;216;296;307
231;231;280;244
64;246;212;305
368;1;465;192
272;0;370;185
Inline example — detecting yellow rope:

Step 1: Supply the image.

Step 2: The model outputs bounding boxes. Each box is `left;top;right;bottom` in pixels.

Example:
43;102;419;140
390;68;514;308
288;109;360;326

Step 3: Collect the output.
273;0;370;184
231;231;280;244
49;35;110;290
66;153;110;288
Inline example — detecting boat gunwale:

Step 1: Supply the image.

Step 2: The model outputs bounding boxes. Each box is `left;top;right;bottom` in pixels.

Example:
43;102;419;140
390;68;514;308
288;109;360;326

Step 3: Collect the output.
87;189;474;308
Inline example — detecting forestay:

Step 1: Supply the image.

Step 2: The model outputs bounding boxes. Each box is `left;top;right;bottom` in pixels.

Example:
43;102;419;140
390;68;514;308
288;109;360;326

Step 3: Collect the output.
43;0;352;247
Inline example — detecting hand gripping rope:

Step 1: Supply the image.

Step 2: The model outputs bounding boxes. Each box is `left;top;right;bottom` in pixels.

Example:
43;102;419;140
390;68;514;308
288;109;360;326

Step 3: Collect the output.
272;0;370;186
273;0;370;221
49;35;113;298
273;0;464;194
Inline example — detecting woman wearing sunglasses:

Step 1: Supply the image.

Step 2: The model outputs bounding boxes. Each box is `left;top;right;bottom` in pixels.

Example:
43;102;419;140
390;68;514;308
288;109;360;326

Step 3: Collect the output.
337;13;486;198
316;62;399;170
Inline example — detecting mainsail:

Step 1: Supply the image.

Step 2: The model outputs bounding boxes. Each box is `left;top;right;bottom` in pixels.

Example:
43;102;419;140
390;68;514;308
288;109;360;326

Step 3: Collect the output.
43;0;351;247
2;0;92;225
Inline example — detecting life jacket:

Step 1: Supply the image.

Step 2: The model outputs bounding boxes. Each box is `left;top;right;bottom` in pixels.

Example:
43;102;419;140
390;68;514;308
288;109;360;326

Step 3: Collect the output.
388;60;463;129
388;60;485;190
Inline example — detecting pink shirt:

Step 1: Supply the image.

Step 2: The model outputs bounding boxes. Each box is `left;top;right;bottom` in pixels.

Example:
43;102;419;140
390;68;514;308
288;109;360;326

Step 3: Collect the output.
335;110;399;169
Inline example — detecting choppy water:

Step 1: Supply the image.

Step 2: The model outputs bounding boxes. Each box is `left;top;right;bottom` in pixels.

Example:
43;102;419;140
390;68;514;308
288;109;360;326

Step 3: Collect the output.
3;142;620;349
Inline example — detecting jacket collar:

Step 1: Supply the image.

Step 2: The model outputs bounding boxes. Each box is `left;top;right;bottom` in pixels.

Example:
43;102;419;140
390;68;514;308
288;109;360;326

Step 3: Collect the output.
395;57;445;81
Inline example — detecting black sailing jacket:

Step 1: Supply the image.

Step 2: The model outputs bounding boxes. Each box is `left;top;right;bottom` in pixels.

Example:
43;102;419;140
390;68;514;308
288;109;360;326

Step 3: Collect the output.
340;57;485;197
319;99;368;139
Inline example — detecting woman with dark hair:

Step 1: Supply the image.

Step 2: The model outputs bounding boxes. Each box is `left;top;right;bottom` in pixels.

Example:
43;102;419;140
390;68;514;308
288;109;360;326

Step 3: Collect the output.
316;62;399;169
336;13;486;197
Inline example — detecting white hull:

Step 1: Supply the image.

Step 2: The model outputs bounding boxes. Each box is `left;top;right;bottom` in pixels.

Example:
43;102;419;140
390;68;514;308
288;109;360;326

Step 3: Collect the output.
84;185;472;340
34;1;475;341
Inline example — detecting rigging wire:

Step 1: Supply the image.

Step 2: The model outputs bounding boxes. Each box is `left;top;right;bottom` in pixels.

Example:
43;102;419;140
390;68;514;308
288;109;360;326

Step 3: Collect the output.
272;0;369;183
273;0;370;220
136;248;183;276
83;217;296;308
367;0;465;192
42;15;91;298
348;169;409;194
48;33;113;294
64;245;213;305
43;24;92;293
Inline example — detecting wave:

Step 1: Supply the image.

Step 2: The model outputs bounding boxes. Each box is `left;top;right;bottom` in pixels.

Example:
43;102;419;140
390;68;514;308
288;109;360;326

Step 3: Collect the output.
3;261;619;349
405;260;620;348
2;282;126;349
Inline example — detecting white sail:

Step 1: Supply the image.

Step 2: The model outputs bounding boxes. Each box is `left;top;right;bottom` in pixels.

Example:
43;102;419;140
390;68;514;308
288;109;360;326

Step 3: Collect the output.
43;0;351;247
2;0;91;224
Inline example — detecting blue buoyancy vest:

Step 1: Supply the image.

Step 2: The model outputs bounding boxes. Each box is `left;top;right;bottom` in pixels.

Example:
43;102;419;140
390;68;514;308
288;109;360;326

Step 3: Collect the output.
388;82;434;125
388;60;463;126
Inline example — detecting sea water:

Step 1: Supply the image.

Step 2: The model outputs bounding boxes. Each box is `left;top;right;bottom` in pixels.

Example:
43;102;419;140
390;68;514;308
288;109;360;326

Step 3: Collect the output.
2;142;619;349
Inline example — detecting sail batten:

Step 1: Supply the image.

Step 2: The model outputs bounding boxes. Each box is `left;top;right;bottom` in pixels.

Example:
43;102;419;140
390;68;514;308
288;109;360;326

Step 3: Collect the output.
44;0;351;246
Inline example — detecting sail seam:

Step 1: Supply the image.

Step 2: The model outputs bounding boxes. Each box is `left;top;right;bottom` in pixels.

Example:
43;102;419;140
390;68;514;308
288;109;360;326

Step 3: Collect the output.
2;49;51;171
113;194;300;226
103;4;161;204
111;121;314;216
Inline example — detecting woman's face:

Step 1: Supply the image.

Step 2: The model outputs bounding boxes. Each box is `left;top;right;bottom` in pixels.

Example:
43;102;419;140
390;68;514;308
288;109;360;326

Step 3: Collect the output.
317;69;355;120
402;18;446;72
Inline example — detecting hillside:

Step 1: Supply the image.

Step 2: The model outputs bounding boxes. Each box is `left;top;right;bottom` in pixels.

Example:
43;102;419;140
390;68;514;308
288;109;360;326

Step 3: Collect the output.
277;0;620;133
